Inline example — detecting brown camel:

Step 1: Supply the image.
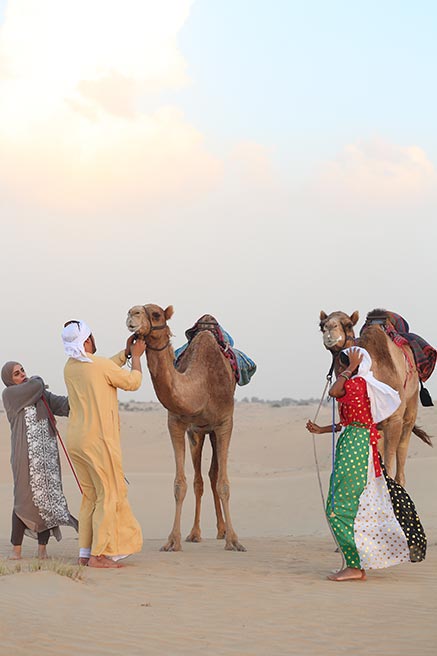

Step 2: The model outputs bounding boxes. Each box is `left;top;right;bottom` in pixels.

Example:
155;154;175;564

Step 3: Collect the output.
319;309;432;487
126;304;246;552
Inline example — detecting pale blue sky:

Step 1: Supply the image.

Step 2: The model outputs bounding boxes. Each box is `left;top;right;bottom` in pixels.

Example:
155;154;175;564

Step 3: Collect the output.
172;1;437;163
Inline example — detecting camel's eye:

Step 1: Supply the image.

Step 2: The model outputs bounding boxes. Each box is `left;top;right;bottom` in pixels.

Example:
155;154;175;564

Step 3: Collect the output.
152;311;161;320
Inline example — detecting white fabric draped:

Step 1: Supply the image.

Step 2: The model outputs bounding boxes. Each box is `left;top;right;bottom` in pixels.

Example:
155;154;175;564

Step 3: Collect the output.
343;346;401;423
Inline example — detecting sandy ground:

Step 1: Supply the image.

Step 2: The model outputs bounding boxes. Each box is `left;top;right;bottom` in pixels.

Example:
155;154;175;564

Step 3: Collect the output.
0;402;436;655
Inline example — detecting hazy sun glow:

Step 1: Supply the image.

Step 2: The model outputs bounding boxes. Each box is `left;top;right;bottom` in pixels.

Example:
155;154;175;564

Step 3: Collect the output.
0;0;226;208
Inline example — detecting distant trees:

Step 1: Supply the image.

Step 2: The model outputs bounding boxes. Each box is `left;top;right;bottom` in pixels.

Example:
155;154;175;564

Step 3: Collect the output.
238;397;319;407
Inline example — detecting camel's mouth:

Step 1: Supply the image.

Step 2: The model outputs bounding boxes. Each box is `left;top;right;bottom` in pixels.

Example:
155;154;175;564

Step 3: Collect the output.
126;318;142;333
323;333;343;349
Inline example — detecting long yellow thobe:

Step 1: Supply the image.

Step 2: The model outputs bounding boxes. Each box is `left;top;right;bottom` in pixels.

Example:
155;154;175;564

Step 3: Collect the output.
64;351;142;557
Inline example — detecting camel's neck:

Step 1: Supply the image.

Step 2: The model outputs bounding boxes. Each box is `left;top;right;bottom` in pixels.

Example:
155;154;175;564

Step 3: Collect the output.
145;346;200;415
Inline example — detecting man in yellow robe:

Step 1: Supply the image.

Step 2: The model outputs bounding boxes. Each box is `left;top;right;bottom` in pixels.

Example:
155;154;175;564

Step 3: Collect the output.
62;320;145;568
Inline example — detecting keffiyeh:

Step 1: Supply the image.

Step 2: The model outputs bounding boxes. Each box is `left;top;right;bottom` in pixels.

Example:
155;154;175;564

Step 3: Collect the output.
61;321;93;363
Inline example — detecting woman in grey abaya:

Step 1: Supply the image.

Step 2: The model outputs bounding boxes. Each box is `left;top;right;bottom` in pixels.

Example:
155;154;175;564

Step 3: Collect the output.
2;361;78;559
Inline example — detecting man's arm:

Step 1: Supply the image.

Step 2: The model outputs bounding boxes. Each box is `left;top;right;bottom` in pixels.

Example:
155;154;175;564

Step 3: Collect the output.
105;338;145;391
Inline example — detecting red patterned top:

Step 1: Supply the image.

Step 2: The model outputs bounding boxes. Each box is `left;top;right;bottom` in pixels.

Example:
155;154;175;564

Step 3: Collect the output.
337;376;382;477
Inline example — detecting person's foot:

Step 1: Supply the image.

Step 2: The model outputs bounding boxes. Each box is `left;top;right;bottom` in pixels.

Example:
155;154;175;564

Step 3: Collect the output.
38;546;48;560
9;547;22;560
327;567;366;581
88;555;123;569
78;557;90;566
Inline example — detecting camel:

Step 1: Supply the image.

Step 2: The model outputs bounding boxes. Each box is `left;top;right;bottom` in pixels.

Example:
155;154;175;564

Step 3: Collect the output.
319;309;432;487
126;304;246;552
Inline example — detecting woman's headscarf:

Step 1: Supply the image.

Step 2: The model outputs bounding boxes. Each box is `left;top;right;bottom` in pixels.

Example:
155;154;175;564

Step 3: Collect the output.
61;320;93;363
1;361;21;387
2;361;49;423
342;346;401;423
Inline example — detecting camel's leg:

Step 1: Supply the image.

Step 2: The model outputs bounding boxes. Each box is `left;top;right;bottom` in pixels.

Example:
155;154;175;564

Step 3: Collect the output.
209;432;226;539
186;431;205;543
161;417;187;552
215;419;246;552
381;414;404;481
395;396;418;488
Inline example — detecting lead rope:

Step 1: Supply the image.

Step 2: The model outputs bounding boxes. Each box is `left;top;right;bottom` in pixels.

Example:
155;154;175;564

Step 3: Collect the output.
41;396;83;494
330;395;336;515
311;366;345;570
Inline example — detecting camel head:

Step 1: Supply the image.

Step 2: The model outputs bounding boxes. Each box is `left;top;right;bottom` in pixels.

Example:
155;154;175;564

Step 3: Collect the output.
319;310;359;352
126;304;174;347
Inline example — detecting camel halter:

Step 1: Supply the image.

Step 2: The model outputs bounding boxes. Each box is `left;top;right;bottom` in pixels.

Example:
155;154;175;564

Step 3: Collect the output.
140;306;171;352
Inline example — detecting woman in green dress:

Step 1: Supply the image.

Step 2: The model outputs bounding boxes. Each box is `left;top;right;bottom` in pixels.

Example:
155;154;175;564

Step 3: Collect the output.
307;347;426;581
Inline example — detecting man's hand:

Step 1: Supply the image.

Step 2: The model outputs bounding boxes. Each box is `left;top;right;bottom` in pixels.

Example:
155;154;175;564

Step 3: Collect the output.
131;337;146;358
125;334;136;359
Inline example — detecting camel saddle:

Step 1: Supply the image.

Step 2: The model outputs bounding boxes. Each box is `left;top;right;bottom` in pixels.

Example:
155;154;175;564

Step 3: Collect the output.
174;316;257;386
361;310;437;384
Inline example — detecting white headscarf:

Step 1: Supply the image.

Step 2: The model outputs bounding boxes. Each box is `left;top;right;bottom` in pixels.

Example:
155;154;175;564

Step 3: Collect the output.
61;321;93;363
343;346;401;423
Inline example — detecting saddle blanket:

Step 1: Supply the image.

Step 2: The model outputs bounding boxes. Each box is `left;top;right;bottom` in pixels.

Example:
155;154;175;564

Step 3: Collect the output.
363;310;436;382
174;317;257;386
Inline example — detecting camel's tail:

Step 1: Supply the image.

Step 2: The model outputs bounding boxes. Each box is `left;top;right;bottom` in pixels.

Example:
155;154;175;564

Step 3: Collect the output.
413;424;433;446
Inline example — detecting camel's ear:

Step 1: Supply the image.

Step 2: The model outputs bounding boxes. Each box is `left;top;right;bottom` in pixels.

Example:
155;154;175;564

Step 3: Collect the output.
320;311;328;321
164;305;174;321
350;311;359;326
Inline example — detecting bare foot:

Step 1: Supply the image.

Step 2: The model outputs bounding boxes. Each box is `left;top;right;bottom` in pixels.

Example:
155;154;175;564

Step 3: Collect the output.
88;555;123;569
9;545;22;560
327;567;366;581
38;547;48;560
78;557;90;566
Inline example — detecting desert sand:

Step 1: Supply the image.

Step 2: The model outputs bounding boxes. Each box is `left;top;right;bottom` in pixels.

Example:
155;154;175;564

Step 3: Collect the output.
0;401;436;655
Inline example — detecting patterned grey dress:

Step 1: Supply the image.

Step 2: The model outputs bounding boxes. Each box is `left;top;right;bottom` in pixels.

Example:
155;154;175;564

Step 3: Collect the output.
2;376;78;540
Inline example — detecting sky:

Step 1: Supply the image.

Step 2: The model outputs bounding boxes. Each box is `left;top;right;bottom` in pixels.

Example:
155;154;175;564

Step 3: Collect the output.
0;0;436;403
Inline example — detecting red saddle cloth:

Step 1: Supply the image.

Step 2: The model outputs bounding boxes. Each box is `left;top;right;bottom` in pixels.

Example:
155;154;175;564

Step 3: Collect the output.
362;310;436;382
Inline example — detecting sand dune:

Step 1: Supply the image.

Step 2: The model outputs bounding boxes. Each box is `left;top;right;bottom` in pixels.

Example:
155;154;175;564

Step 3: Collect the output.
0;403;436;655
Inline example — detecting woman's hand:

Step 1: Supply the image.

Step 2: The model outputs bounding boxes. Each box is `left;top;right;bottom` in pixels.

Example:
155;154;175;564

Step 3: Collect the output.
306;420;323;434
347;347;363;373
